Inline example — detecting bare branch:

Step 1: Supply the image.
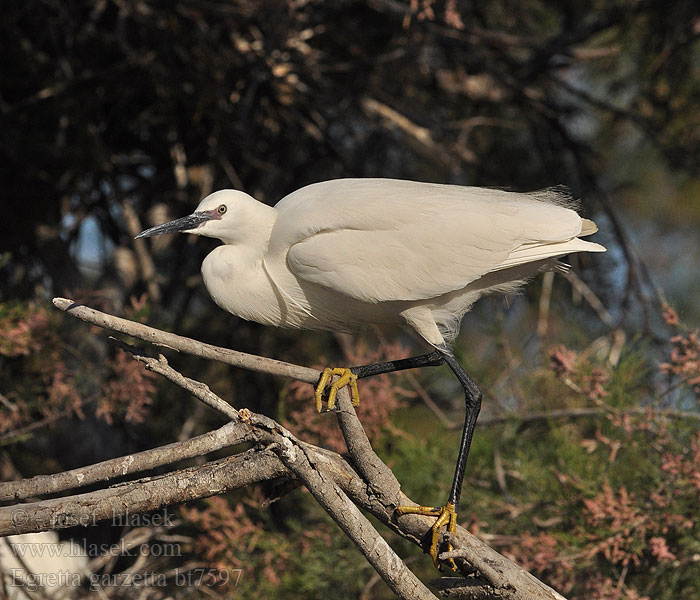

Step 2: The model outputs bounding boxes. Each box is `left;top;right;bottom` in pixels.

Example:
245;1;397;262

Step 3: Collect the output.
130;345;560;599
122;200;162;302
111;338;240;421
0;397;98;444
116;335;436;598
52;297;320;384
0;451;287;537
333;388;402;506
2;400;567;599
0;420;248;502
325;396;568;599
174;401;432;598
560;269;614;328
361;97;474;167
269;421;437;600
537;270;554;337
345;467;568;599
41;299;570;599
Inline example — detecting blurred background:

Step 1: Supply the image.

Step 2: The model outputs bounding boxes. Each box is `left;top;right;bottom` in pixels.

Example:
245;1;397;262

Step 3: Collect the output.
1;1;698;599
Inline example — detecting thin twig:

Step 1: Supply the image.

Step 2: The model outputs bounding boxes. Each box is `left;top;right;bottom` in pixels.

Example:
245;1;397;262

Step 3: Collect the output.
118;336;435;599
333;388;402;506
537;271;554;337
259;414;437;600
0;397;98;444
478;406;700;426
122;200;161;302
110;338;240;421
405;371;456;430
559;270;614;328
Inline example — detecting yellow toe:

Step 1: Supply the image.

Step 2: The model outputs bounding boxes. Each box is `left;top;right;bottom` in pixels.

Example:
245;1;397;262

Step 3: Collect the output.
396;503;458;570
314;367;360;412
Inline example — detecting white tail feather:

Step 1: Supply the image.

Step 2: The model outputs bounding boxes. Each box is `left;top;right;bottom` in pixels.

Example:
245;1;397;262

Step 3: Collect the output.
494;237;606;272
580;218;598;236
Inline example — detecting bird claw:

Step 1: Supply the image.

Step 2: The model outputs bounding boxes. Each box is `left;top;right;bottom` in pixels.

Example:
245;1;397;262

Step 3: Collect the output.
314;367;360;412
395;502;458;571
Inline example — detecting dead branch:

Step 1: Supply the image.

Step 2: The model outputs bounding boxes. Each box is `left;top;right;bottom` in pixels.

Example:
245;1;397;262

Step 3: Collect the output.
110;338;240;420
2;298;571;599
244;408;437;600
0;403;562;599
478;405;700;425
114;342;437;598
559;269;614;328
333;388;402;506
51;297;320;384
0;451;286;536
0;420;247;502
122;200;161;303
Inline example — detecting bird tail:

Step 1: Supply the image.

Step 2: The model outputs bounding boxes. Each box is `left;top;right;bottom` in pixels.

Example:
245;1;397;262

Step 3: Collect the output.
580;218;599;236
493;236;606;272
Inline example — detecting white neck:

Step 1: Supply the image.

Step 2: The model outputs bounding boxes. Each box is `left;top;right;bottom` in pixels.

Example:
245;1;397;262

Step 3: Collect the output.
220;200;276;249
200;201;283;325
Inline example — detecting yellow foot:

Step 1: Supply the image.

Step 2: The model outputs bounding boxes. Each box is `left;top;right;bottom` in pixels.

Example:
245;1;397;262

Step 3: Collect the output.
314;367;360;412
396;502;458;570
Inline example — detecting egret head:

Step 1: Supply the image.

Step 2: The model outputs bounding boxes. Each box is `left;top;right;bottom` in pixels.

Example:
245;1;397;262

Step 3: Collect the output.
135;190;261;244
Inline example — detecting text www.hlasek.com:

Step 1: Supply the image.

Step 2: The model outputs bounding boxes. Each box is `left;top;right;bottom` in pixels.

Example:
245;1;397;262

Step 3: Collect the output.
8;539;181;559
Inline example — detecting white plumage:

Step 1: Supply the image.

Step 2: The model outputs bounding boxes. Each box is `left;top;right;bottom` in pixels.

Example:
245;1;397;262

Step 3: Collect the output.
139;178;604;347
136;177;606;569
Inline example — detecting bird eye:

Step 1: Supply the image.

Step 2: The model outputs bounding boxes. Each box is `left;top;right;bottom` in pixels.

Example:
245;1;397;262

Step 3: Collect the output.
217;205;227;215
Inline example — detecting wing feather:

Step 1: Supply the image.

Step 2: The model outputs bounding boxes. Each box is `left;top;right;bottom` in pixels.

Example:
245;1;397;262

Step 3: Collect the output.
271;179;600;303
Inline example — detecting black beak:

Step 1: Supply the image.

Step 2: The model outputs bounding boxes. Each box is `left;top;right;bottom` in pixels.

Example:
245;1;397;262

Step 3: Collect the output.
135;212;213;239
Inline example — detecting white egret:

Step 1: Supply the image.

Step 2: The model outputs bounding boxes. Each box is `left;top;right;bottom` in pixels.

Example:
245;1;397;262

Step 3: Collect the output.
136;178;605;569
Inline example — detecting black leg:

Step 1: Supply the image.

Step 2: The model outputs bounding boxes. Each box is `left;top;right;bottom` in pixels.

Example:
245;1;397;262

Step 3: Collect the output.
349;350;444;379
348;343;481;570
349;344;481;511
437;344;482;513
390;343;481;569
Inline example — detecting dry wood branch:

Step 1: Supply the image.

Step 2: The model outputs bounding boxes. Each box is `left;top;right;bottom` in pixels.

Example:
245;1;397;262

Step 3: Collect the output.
37;299;571;599
559;269;614;328
339;484;567;600
537;270;554;337
0;451;287;536
1;441;564;599
0;421;248;502
333;388;402;506
114;339;427;594
122;200;161;302
110;338;240;420
406;370;458;430
52;297;320;384
0;396;99;444
142;363;437;598
361;97;473;166
2;409;565;599
321;398;567;599
266;421;436;599
114;337;429;597
0;420;369;539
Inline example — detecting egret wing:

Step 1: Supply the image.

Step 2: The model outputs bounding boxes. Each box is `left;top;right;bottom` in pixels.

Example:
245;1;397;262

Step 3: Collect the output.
273;179;589;303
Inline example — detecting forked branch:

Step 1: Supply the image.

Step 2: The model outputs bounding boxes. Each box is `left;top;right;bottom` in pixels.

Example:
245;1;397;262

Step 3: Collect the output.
0;299;568;600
